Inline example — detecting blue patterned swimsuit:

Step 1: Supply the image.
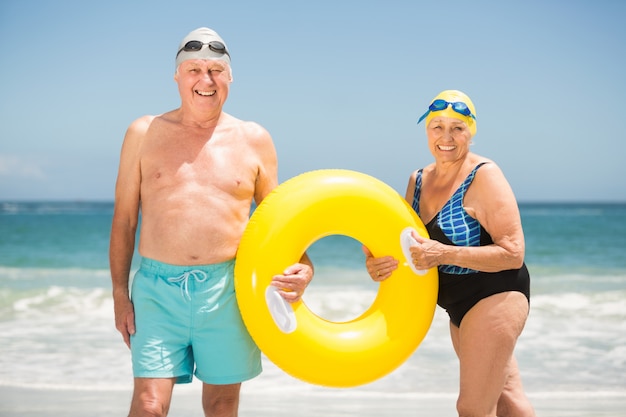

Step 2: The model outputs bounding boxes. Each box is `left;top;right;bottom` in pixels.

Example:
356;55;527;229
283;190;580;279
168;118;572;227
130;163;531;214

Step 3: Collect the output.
412;163;530;327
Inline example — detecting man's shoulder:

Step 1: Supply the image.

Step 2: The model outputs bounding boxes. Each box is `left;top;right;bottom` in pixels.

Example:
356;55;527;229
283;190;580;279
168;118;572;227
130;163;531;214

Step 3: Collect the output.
222;113;257;128
240;120;268;137
128;114;158;133
222;114;270;140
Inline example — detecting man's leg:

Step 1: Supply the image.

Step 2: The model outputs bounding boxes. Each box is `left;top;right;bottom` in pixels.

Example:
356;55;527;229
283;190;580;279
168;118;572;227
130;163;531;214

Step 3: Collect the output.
128;377;176;417
202;383;241;417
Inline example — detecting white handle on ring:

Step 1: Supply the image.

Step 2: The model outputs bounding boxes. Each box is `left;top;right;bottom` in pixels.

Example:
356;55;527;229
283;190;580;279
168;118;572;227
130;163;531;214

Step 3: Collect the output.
265;286;297;334
400;227;427;275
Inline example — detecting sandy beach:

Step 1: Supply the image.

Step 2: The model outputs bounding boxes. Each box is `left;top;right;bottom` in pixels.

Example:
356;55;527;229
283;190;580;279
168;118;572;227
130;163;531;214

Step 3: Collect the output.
2;383;625;417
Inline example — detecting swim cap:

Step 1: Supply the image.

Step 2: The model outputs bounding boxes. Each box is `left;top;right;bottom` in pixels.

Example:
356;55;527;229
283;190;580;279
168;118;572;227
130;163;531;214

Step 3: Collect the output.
423;90;477;136
175;27;231;69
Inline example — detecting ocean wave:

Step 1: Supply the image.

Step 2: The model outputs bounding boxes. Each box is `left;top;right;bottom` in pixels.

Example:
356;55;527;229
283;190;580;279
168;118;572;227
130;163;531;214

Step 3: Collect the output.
0;284;113;322
1;278;624;393
2;277;624;323
531;291;626;318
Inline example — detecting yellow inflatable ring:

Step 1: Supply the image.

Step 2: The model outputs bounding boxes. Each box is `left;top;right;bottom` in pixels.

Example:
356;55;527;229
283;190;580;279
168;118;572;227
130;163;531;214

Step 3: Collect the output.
234;169;438;387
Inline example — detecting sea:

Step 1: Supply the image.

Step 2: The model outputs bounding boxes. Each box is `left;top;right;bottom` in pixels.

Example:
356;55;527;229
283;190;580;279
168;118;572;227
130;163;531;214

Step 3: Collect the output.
1;201;625;404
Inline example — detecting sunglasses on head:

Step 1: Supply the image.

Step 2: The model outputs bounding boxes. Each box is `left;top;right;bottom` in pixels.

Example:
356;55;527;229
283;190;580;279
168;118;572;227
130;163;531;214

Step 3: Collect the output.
417;99;476;124
176;40;230;59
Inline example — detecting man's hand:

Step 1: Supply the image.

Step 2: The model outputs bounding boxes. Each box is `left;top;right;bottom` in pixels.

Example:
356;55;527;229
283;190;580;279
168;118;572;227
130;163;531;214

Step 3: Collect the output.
113;296;136;349
270;263;313;303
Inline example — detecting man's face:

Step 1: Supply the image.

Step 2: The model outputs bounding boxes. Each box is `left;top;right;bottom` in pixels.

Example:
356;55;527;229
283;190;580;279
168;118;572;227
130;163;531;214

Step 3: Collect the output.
175;59;232;111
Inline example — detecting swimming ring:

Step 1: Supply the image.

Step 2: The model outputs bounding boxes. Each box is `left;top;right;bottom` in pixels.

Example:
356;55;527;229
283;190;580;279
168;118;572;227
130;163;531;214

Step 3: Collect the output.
234;169;438;387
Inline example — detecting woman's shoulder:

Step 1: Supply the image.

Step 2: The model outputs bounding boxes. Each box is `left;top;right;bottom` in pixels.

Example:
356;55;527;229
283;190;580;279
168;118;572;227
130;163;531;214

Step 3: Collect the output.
468;155;512;192
469;154;502;175
421;163;436;175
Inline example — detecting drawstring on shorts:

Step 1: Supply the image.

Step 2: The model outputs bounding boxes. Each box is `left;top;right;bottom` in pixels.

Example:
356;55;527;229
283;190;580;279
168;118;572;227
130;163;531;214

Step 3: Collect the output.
168;270;208;300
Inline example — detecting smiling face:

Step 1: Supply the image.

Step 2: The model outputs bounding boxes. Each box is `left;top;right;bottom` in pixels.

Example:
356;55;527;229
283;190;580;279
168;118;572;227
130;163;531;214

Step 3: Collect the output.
426;116;473;163
174;59;233;114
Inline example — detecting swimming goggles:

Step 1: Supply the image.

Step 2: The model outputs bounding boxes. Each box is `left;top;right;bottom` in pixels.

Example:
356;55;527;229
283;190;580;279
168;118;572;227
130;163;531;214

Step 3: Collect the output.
417;99;476;124
176;40;230;59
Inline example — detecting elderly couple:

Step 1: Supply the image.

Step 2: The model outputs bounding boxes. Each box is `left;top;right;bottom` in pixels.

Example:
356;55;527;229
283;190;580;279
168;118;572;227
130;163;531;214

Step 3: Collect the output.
110;27;535;417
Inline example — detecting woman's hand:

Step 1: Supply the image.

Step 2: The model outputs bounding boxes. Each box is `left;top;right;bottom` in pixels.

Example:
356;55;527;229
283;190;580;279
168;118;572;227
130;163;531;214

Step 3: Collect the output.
362;245;399;282
410;234;443;271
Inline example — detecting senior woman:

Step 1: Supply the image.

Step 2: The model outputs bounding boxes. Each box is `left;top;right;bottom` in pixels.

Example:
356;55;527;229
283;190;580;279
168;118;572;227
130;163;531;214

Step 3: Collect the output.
364;90;535;417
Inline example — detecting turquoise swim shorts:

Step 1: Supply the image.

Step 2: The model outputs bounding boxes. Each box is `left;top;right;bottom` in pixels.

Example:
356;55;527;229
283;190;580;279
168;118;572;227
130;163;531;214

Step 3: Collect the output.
130;257;262;384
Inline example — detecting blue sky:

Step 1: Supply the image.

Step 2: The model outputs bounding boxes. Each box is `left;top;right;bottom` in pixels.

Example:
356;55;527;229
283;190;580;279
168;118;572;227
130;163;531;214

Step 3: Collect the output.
1;0;625;202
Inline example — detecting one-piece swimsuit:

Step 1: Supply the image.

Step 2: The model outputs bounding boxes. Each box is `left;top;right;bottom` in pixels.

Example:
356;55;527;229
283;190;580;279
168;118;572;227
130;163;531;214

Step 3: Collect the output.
412;162;530;327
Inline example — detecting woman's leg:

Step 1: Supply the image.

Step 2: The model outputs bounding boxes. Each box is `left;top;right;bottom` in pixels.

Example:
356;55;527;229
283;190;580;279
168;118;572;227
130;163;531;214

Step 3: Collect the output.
496;355;536;417
450;292;532;417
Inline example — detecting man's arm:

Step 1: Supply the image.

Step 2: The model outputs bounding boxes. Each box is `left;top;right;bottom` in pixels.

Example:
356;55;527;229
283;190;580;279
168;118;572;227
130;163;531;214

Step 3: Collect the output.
247;122;314;302
109;116;150;348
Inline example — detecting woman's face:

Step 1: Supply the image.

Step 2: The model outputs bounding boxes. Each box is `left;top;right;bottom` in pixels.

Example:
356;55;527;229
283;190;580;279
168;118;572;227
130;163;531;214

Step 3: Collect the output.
426;116;473;162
